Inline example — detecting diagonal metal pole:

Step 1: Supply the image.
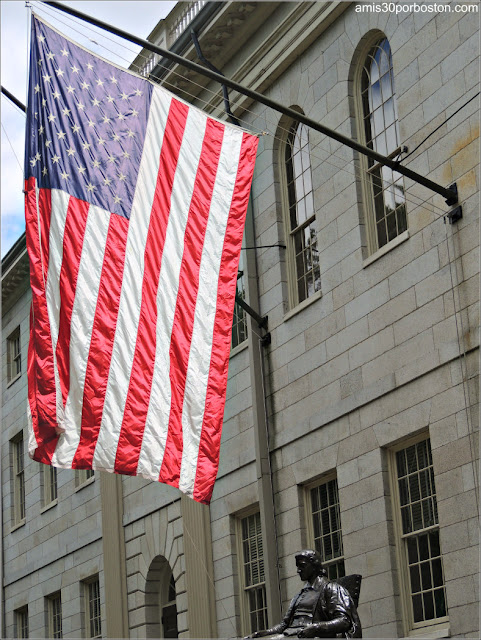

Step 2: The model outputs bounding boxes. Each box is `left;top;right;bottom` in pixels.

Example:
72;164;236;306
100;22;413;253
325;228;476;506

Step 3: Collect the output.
43;0;458;205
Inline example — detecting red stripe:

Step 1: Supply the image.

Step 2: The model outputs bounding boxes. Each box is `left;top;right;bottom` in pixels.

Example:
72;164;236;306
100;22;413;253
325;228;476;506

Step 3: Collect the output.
114;99;189;475
72;212;129;469
159;118;225;487
25;179;59;464
56;198;90;406
193;133;258;504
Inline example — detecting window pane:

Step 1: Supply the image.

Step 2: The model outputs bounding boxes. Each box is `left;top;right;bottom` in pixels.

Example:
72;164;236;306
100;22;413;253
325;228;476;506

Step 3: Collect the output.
362;38;406;252
423;591;435;620
410;564;421;594
434;588;447;618
412;594;423;622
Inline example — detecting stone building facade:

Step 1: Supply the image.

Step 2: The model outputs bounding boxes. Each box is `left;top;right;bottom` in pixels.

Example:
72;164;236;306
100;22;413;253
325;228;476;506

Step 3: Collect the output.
2;2;479;639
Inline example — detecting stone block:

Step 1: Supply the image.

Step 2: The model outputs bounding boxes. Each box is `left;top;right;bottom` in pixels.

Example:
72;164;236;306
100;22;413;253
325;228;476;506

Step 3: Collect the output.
358;571;396;603
389;248;440;299
345;280;390;326
340;505;364;536
395;16;437;70
445;574;478;609
325;316;369;361
338;472;385;511
446;601;480;635
362;496;389;529
340;367;362;399
439;520;470;555
337;459;360;488
423;73;466;124
370;594;397;626
441;32;479;84
430;384;468;424
437;489;478;528
320;227;360;274
368;288;416;336
349;326;394;371
332;278;354;311
393;296;445;346
286;342;326;384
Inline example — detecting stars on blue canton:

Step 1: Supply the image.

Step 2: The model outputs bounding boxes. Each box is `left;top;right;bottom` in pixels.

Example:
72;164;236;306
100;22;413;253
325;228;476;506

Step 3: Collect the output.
26;17;153;219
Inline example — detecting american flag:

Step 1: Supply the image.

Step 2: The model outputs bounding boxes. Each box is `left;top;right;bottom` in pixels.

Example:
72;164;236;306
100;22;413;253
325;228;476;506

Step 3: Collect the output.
25;14;258;504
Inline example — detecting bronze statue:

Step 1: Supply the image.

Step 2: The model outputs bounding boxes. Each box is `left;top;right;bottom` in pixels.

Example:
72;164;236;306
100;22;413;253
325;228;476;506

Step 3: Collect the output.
248;550;361;639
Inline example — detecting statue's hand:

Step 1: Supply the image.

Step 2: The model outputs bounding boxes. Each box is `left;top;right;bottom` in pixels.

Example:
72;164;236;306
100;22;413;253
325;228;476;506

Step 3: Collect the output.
297;625;319;638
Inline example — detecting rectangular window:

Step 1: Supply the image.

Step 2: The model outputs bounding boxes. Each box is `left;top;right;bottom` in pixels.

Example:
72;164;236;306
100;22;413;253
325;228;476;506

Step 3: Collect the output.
232;253;248;349
75;469;95;488
239;512;268;635
42;464;58;507
11;434;26;525
47;593;62;639
309;477;345;580
7;326;21;384
14;606;28;638
391;437;448;632
84;576;102;639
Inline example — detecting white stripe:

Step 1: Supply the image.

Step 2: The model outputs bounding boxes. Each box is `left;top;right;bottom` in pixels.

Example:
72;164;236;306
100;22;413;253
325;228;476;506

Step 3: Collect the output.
92;89;171;471
136;105;207;479
51;204;110;467
45;189;70;434
178;127;244;495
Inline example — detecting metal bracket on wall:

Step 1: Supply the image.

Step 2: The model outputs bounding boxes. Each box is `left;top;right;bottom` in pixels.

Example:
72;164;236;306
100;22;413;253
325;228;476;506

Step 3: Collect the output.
444;183;463;224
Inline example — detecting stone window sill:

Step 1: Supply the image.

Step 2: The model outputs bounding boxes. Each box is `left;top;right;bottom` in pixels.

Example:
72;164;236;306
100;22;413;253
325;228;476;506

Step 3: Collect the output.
284;288;322;322
74;475;96;492
10;519;26;533
40;498;58;514
230;340;249;358
407;624;450;639
363;229;410;268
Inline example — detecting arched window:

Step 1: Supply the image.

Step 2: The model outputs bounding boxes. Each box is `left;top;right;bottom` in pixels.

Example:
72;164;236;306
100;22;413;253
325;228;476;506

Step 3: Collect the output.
358;37;406;253
283;120;320;307
145;557;178;638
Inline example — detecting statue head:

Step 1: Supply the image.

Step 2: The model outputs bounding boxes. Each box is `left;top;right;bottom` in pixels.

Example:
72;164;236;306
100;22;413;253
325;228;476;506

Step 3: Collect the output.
295;549;327;578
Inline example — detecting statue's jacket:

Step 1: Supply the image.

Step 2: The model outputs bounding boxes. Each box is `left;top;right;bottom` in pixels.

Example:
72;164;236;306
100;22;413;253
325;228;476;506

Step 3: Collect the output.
269;575;362;639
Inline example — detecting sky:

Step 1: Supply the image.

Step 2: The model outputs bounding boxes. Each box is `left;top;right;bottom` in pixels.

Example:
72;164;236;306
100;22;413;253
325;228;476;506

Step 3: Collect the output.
1;0;177;257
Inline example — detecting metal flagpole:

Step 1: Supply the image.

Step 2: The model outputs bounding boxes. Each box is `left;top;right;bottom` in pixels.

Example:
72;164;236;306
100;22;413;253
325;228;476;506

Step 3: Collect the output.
42;0;459;207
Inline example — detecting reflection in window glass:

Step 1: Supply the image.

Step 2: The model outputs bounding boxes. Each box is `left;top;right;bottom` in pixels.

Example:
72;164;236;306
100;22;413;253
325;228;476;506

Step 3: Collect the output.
232;251;248;349
361;38;406;251
285;122;320;305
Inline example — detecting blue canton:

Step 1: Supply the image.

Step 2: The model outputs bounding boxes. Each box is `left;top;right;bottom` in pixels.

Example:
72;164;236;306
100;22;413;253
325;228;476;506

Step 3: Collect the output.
25;16;152;219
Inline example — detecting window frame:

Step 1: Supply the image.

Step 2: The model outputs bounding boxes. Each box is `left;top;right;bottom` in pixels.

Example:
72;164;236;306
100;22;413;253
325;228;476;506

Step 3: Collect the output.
231;251;248;351
41;464;58;510
14;606;29;639
389;434;449;637
7;325;22;386
75;468;95;490
305;473;346;580
236;509;268;637
11;433;26;527
46;592;63;639
353;34;407;258
280;118;320;310
83;575;102;639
